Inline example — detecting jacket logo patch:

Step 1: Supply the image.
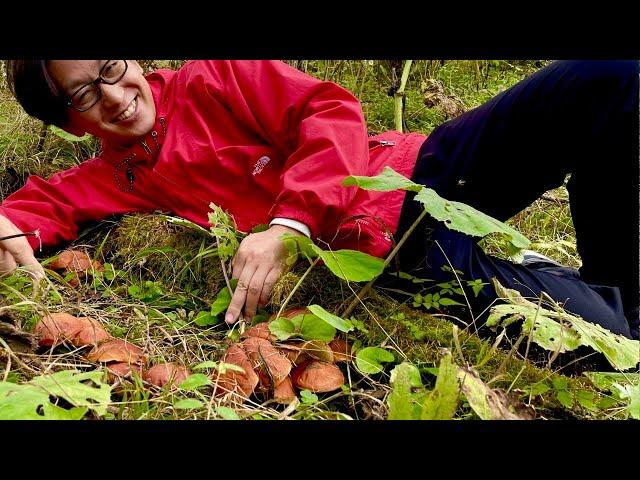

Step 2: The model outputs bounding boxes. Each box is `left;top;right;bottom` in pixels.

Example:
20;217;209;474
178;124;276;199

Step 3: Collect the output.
252;156;270;176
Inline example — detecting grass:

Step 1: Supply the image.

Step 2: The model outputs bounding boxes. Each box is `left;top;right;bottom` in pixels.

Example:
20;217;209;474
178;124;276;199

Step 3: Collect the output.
1;60;628;421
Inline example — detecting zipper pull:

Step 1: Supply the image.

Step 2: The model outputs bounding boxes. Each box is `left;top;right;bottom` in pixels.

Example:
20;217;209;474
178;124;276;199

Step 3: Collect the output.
151;130;160;150
379;140;396;146
140;140;152;155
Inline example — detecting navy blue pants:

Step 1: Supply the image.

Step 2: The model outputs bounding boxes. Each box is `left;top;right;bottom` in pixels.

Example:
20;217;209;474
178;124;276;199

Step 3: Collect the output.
391;60;639;339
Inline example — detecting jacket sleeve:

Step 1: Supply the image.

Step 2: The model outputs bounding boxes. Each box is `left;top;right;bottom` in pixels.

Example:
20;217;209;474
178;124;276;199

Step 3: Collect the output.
0;158;157;251
188;60;370;241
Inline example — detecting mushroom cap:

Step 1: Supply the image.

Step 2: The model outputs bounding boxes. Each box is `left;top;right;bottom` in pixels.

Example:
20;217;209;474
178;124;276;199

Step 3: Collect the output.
87;338;146;365
273;376;297;404
242;337;292;388
35;313;109;347
216;343;260;399
291;360;345;393
328;339;353;363
143;363;191;388
48;250;103;274
240;322;276;342
106;362;142;383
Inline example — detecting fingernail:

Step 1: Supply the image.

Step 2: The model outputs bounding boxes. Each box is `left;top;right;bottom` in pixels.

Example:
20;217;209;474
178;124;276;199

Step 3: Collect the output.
225;314;234;324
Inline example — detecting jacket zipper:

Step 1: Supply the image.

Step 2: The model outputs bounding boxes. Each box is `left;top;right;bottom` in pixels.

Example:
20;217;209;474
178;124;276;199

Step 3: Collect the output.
369;139;397;150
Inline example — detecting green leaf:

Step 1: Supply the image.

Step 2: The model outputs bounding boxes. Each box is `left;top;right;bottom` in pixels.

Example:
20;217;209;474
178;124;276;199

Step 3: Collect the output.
343;166;423;192
627;384;640;420
217;406;240;420
584;372;640;392
0;371;109;419
387;362;426;420
355;347;395;374
488;280;640;370
420;353;460;420
28;370;111;417
193;361;219;370
210;285;233;317
414;187;530;250
457;367;527;420
216;362;247;375
269;317;296;341
194;310;219;327
173;399;204;410
307;304;353;333
311;246;385;282
300;390;319;404
49;124;92;142
438;297;465;307
556;390;574;409
179;374;212;391
280;233;318;264
298;314;336;341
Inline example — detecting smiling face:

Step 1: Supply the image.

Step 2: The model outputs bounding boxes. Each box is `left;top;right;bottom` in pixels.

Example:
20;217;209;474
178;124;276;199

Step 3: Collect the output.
47;60;156;147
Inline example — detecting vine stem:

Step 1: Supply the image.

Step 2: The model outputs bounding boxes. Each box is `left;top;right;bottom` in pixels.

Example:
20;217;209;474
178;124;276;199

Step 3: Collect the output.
341;208;428;319
394;60;413;132
274;257;320;320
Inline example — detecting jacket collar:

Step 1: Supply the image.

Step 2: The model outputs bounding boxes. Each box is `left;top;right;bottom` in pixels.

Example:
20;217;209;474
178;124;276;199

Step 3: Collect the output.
99;72;170;169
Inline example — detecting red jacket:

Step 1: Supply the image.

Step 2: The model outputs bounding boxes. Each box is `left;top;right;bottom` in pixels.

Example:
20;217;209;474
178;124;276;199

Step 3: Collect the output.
0;61;426;258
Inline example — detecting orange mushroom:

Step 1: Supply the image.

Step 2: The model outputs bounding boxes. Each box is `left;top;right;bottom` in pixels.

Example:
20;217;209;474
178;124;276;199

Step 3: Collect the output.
291;360;345;393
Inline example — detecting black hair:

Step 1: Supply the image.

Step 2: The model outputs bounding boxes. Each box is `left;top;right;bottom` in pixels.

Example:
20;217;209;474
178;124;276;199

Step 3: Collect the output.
5;60;69;127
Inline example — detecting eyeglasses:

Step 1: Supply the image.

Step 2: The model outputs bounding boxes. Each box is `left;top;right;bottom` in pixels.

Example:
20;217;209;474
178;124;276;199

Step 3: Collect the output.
66;60;128;112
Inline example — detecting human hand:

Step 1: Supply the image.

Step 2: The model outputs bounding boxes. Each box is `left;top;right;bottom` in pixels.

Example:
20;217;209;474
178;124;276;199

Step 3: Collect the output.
225;224;300;324
0;215;45;280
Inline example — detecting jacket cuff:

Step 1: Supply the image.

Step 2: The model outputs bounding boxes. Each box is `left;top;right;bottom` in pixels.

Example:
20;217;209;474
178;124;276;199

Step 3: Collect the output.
269;217;311;237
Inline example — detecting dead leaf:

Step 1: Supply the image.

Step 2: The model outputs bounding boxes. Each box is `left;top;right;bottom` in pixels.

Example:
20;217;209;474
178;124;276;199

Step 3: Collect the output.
457;366;534;420
301;340;334;363
87;339;145;365
291;360;344;393
273;376;297;404
328;339;352;363
143;363;191;388
242;337;292;389
216;344;259;399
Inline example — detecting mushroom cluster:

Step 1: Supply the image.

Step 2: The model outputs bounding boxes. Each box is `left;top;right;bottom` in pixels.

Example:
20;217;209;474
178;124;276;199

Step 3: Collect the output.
35;312;190;388
216;309;352;404
48;249;104;286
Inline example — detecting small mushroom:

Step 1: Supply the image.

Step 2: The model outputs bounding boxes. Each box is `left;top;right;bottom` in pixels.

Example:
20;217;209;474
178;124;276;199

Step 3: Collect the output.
240;322;276;342
87;338;145;365
215;344;259;399
328;339;353;363
242;337;292;388
35;313;109;347
48;249;103;274
106;362;142;383
291;360;345;393
143;363;191;388
273;376;297;404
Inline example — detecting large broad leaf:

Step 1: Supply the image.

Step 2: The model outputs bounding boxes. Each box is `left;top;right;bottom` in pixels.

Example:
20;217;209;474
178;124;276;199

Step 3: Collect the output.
280;233;319;264
0;370;111;419
487;304;582;353
584;371;640;419
387;362;427;420
311;246;384;282
355;347;395;374
269;317;296;341
414;188;530;250
296;314;336;341
457;367;529;420
210;284;234;317
489;280;640;371
343;166;423;192
420;353;460;420
307;304;353;333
